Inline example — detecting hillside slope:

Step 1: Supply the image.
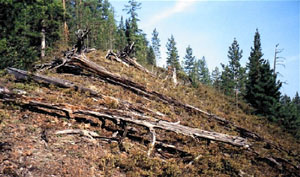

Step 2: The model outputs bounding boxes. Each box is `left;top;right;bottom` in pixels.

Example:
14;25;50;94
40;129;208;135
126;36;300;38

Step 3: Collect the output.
0;50;299;177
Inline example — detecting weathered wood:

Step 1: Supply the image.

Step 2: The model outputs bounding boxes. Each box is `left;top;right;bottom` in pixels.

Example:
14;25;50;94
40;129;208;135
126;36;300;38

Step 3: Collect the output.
57;54;263;141
0;89;250;147
105;43;153;75
74;29;90;54
1;88;298;175
7;67;99;97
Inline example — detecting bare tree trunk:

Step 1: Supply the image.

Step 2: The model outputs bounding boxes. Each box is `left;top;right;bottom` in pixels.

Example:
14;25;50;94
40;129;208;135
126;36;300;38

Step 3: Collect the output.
41;27;46;58
172;67;177;85
62;0;69;43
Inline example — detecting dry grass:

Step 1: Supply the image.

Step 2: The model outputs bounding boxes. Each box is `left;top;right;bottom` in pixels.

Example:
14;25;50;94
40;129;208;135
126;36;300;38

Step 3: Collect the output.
0;50;299;176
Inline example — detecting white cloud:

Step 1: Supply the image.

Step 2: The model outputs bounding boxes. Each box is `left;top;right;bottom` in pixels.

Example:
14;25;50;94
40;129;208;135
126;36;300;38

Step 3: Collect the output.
145;0;197;28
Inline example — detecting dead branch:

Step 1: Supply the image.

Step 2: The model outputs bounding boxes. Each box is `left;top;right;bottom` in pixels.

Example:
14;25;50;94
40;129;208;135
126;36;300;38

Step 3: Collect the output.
105;43;153;75
50;52;262;141
1;88;298;175
0;89;250;147
55;129;101;139
7;67;100;97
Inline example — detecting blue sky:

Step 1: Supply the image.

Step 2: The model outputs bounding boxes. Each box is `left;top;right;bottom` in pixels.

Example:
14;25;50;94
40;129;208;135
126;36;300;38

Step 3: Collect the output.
110;0;299;97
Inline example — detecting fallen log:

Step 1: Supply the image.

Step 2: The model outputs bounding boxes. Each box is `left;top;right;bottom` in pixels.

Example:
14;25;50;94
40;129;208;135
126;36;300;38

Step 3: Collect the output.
0;89;250;147
1;88;298;175
7;67;165;119
7;67;99;97
60;55;263;141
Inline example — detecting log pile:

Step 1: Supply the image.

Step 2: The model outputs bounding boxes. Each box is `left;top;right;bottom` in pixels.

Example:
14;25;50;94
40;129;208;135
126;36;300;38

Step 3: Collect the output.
2;29;298;175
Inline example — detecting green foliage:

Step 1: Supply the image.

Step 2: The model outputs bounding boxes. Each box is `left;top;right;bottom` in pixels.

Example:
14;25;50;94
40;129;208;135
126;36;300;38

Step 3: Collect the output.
151;28;161;65
245;29;282;121
196;57;211;85
279;94;300;138
183;45;195;76
0;0;63;69
146;46;155;65
66;0;117;50
212;66;221;90
115;16;127;52
166;35;181;71
220;38;246;97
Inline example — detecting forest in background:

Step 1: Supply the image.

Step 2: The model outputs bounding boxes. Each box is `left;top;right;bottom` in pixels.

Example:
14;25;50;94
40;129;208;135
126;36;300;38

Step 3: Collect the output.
0;0;299;138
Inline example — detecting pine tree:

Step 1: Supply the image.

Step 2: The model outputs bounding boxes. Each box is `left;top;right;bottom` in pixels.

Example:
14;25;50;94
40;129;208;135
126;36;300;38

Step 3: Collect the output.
146;46;155;65
196;57;211;85
221;38;246;97
279;94;300;138
123;0;148;64
66;0;117;50
293;92;300;112
0;0;63;69
183;45;195;76
245;29;282;120
124;0;141;35
220;64;234;95
166;35;181;71
151;28;161;65
116;16;127;51
212;66;221;90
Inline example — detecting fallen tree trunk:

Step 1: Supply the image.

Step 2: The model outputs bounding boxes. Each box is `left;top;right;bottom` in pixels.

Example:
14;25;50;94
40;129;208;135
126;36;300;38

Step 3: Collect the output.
61;55;262;141
7;67;165;119
1;88;298;175
7;67;99;97
0;88;250;147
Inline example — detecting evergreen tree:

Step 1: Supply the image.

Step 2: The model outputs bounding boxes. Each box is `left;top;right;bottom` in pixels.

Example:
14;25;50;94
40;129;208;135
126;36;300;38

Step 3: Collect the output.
183;45;195;76
123;0;148;64
245;29;282;120
279;94;300;138
221;38;246;97
116;16;127;51
146;46;155;65
212;66;221;90
151;28;161;65
66;0;117;50
0;0;63;69
196;57;211;85
228;38;246;95
293;92;300;112
124;0;141;35
220;64;234;95
166;35;181;70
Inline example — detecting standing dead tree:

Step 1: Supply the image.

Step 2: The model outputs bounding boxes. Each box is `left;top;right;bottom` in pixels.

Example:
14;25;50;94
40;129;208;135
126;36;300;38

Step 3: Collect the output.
74;28;91;54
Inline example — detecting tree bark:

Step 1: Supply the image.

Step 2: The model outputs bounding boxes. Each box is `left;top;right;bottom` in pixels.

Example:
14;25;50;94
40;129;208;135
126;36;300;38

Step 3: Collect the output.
6;67;99;97
62;0;69;42
41;27;46;58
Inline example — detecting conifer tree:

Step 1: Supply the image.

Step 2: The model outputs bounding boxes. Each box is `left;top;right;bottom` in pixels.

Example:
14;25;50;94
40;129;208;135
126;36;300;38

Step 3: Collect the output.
212;66;221;90
116;16;127;51
146;46;155;65
166;35;181;70
220;64;234;95
221;38;246;97
196;57;211;85
245;29;282;120
151;28;161;65
293;92;300;112
183;45;195;76
123;0;148;64
279;94;300;138
0;0;63;69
